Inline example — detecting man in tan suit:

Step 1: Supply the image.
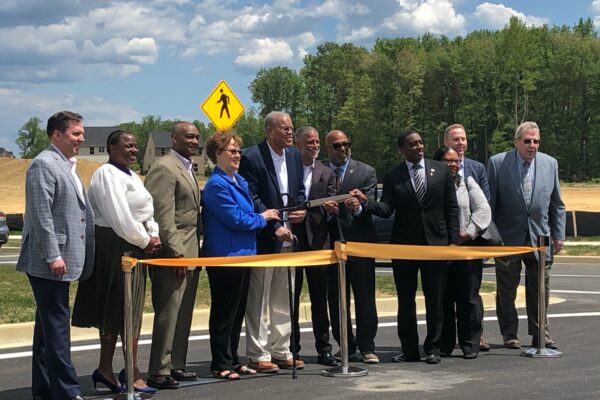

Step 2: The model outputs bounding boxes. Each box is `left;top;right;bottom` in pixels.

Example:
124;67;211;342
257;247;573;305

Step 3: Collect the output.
145;122;202;390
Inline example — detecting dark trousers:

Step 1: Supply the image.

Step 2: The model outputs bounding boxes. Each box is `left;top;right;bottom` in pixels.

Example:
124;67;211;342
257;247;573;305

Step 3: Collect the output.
440;259;483;355
28;274;81;400
495;252;552;339
292;266;333;355
393;260;447;357
329;257;378;353
207;267;250;372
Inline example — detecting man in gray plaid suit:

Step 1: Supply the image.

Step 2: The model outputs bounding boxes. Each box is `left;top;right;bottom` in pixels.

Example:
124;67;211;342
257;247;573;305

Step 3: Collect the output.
17;111;95;400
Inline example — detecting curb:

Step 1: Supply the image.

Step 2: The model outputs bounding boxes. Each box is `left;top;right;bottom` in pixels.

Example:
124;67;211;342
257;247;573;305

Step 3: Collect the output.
0;287;564;350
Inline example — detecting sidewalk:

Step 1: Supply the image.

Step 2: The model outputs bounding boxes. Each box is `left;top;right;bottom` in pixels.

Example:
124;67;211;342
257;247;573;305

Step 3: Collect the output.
0;286;564;350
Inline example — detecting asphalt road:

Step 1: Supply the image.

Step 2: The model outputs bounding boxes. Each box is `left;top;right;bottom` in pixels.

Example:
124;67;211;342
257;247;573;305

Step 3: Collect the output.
0;261;599;400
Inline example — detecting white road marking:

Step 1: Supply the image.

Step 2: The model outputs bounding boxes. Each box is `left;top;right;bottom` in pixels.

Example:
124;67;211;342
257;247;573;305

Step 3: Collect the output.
2;312;600;360
552;290;600;295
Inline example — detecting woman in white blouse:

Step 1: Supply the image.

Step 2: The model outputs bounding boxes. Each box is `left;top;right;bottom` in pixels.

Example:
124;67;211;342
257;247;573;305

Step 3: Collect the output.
433;145;491;360
73;130;161;394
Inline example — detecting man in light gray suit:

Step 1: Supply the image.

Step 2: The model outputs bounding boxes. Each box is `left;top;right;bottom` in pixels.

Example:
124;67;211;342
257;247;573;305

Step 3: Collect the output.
488;121;565;350
17;111;95;400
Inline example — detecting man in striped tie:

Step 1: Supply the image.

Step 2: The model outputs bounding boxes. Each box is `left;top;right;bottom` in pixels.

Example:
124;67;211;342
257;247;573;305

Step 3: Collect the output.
362;130;460;364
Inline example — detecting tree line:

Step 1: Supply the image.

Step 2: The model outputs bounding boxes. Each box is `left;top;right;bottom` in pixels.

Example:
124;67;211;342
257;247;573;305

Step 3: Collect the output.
15;17;600;181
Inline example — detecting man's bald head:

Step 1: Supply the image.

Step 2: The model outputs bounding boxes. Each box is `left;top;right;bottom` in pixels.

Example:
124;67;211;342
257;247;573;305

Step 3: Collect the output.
171;121;199;159
325;130;351;166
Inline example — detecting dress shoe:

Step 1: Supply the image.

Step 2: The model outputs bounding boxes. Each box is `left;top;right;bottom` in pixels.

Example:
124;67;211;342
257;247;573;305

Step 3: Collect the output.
71;396;86;400
334;350;361;362
439;351;452;358
171;368;197;381
425;354;442;364
479;337;491;352
147;375;179;390
503;337;522;349
92;369;122;393
248;360;280;373
272;357;305;370
532;337;558;349
463;352;478;360
317;351;338;366
391;353;420;363
361;351;379;364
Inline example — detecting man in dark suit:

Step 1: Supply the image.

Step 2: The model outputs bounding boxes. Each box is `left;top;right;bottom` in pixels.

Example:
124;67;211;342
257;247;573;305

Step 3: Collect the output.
444;123;491;352
145;122;202;389
239;111;306;373
365;130;460;364
17;111;94;400
323;129;380;364
291;126;338;366
488;121;565;350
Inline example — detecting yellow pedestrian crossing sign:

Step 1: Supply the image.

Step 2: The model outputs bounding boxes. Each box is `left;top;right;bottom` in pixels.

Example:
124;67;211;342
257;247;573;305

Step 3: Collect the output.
201;80;245;130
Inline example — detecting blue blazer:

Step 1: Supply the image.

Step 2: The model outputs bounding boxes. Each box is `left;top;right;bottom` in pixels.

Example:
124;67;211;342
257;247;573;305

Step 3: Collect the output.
201;166;266;257
463;157;490;201
238;140;305;254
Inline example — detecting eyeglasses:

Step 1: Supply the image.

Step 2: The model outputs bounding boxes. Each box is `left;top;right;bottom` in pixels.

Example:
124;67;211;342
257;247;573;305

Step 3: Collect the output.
332;141;352;150
223;148;242;155
442;159;460;165
523;139;540;145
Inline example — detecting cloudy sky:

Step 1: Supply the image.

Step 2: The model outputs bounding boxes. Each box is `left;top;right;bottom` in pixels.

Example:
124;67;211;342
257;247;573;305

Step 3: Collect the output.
0;0;598;155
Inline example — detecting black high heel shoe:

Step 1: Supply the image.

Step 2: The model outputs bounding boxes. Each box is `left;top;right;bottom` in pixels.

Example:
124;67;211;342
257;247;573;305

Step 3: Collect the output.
92;369;122;393
119;369;158;394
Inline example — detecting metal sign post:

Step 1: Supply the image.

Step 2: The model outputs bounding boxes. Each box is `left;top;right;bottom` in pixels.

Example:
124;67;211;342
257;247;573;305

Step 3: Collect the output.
522;236;562;358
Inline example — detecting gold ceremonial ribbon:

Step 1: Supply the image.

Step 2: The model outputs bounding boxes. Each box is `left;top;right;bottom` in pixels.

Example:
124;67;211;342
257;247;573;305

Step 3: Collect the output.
130;242;542;268
345;242;540;261
138;250;336;267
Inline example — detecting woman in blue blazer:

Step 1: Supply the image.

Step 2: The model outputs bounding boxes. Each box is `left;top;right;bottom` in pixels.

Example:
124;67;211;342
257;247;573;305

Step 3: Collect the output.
202;130;279;380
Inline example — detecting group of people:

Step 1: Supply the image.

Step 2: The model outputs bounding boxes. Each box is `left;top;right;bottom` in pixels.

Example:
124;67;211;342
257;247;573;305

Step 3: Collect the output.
16;110;565;400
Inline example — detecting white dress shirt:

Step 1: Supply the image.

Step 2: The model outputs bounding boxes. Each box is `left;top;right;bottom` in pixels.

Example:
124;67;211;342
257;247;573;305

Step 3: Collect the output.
88;163;159;249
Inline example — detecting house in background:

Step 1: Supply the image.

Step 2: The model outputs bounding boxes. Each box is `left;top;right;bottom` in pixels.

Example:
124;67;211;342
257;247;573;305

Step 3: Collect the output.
0;147;15;158
78;126;116;163
142;131;205;175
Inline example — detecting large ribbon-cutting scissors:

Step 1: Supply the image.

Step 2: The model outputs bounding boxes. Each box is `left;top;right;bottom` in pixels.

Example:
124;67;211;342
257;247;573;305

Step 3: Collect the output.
278;193;352;221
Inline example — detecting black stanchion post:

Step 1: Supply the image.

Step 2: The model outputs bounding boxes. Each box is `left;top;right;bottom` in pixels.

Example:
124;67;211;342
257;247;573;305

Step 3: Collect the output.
521;236;562;358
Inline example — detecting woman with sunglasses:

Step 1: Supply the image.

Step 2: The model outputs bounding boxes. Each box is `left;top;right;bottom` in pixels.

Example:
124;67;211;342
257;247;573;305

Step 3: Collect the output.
72;130;160;394
202;130;280;380
432;145;491;359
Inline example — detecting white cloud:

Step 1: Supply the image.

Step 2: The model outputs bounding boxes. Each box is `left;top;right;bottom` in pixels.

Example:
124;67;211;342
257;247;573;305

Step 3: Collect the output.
340;26;375;42
591;0;600;13
474;2;549;29
235;38;294;69
383;0;465;35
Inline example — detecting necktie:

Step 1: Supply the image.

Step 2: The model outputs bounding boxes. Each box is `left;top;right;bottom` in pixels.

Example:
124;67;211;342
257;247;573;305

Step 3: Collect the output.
334;167;342;194
412;164;425;204
522;161;532;207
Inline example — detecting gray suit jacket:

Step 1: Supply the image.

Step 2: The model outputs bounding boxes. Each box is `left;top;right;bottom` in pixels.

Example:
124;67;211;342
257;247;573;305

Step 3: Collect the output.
17;145;95;281
488;149;566;260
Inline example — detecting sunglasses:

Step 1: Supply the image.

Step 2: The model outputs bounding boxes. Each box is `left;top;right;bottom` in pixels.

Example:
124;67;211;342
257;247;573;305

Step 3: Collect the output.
332;141;352;150
223;148;242;155
443;159;460;165
523;139;540;145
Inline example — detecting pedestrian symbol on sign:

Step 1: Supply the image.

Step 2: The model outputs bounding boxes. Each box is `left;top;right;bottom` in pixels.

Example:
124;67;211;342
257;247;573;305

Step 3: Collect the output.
217;89;230;119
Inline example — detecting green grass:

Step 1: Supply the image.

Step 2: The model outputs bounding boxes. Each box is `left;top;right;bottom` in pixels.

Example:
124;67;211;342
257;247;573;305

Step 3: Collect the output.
0;266;498;324
566;236;600;242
